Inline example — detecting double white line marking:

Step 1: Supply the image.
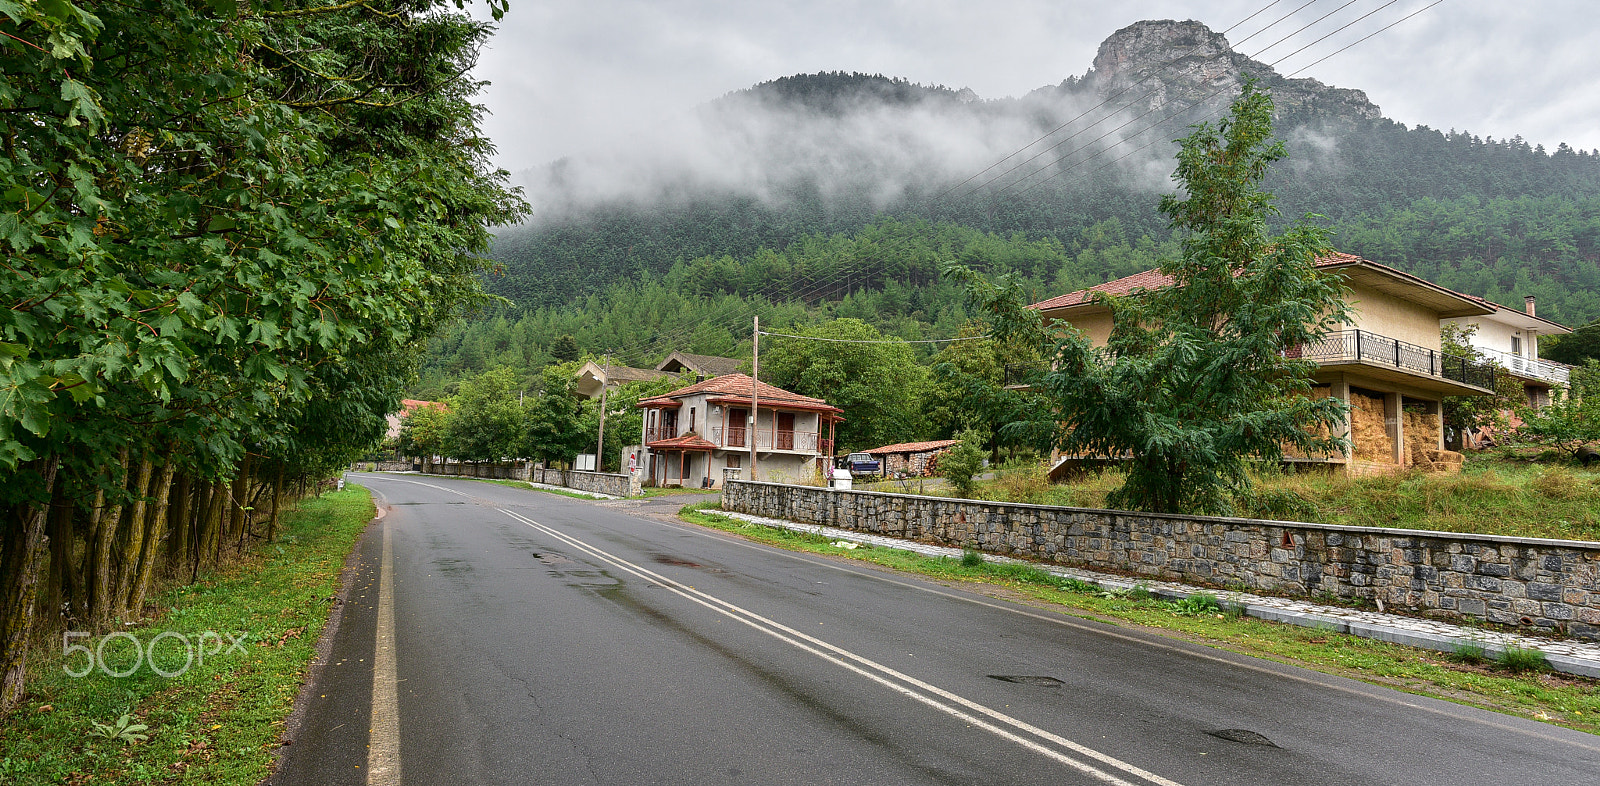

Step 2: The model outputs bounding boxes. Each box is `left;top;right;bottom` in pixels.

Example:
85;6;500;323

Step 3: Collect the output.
364;475;1183;784
498;506;1185;786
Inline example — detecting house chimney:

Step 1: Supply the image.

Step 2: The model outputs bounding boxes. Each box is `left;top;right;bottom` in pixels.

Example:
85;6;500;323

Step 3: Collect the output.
1525;296;1536;316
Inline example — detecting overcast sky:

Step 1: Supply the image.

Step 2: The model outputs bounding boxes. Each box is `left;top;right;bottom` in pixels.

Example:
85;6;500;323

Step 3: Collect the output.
470;1;1600;175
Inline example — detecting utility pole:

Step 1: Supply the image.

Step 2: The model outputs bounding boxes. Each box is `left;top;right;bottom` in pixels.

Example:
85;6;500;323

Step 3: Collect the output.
750;316;759;481
596;353;611;472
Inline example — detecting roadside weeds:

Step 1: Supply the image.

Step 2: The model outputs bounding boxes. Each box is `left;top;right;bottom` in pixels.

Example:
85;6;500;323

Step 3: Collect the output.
0;487;375;786
677;501;1600;737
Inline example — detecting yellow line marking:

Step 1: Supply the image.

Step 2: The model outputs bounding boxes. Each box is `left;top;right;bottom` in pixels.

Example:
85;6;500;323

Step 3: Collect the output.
367;521;401;784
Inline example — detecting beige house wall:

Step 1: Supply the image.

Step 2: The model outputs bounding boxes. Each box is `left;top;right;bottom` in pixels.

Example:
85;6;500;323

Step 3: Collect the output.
1344;281;1442;350
1065;311;1115;344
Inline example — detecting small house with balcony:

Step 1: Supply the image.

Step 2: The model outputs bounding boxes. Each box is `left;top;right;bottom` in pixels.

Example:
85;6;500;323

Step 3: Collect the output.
574;361;672;400
636;374;842;488
1027;253;1498;475
1442;296;1573;410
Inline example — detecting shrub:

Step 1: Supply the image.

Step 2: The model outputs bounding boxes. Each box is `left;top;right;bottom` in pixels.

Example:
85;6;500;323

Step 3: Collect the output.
1169;593;1223;616
1451;640;1489;664
960;550;985;568
940;430;988;498
1496;645;1552;673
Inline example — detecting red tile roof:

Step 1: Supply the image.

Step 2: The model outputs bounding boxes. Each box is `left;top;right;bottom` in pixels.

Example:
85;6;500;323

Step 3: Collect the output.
399;399;447;415
647;433;719;451
1457;294;1573;332
1029;253;1372;311
637;373;842;414
865;439;960;455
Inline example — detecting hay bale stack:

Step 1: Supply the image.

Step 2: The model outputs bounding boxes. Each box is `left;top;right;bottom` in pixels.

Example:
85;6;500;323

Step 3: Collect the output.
1403;409;1442;465
1417;448;1464;474
1348;391;1393;463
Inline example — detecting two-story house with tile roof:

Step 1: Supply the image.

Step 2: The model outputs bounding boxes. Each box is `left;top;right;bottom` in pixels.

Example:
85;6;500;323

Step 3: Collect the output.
655;351;745;380
1028;253;1498;475
1442;296;1573;410
636;374;842;488
573;361;673;400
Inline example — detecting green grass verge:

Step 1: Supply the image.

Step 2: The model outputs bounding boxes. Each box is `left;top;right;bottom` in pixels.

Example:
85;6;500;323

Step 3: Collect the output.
636;486;719;499
679;501;1600;736
0;486;375;785
910;458;1600;542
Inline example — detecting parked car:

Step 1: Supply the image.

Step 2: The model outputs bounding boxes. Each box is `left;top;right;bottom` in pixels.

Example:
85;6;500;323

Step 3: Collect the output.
845;452;881;478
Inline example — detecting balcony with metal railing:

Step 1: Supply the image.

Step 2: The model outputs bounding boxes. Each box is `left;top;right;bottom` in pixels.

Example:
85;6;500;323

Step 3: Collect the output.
1295;330;1496;391
1471;345;1570;386
644;425;677;443
1005;363;1049;388
710;427;829;454
1005;329;1496;393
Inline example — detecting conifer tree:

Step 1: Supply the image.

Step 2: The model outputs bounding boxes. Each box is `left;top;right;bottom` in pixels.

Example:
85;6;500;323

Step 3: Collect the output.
952;80;1350;514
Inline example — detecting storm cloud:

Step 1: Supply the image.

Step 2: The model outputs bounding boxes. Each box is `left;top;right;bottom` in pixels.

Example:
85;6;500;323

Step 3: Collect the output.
469;1;1600;214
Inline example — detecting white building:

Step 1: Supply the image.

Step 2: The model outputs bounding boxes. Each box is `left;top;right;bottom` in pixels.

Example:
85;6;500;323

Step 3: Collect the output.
1442;296;1573;409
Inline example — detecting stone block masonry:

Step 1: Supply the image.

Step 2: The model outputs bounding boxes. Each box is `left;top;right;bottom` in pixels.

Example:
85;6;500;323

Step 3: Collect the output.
529;468;633;498
722;481;1600;642
414;462;635;497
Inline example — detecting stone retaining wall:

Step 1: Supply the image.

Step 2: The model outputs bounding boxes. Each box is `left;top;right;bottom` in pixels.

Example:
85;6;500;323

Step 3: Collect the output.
431;461;531;480
362;461;415;472
530;468;633;497
722;481;1600;641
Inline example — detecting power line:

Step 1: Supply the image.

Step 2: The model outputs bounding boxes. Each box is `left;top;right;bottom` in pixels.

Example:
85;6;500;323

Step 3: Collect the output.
535;0;1437;367
1004;0;1431;201
560;1;1305;363
940;0;1327;203
758;331;989;344
986;0;1383;201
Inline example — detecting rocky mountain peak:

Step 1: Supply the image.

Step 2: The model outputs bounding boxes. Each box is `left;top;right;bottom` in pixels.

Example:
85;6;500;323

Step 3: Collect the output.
1085;19;1382;124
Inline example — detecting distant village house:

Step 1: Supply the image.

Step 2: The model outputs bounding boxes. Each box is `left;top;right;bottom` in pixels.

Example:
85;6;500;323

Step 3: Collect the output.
385;398;447;440
637;374;841;488
865;440;961;478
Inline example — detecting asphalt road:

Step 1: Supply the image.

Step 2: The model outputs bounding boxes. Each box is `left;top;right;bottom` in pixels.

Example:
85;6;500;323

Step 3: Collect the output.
272;473;1600;785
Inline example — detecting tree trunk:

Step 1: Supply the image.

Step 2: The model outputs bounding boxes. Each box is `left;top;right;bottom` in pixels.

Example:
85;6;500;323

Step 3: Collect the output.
267;466;284;543
113;452;155;619
126;457;177;616
87;447;129;631
0;457;61;713
166;472;192;568
43;483;74;632
193;479;226;581
232;454;252;553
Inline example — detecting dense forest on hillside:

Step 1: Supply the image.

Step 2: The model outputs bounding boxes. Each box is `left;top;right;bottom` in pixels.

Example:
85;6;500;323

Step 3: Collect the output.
421;194;1600;400
488;71;1600;311
427;51;1600;414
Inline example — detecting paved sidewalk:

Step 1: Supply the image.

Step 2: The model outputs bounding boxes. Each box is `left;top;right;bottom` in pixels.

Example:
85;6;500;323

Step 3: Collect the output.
717;510;1600;679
